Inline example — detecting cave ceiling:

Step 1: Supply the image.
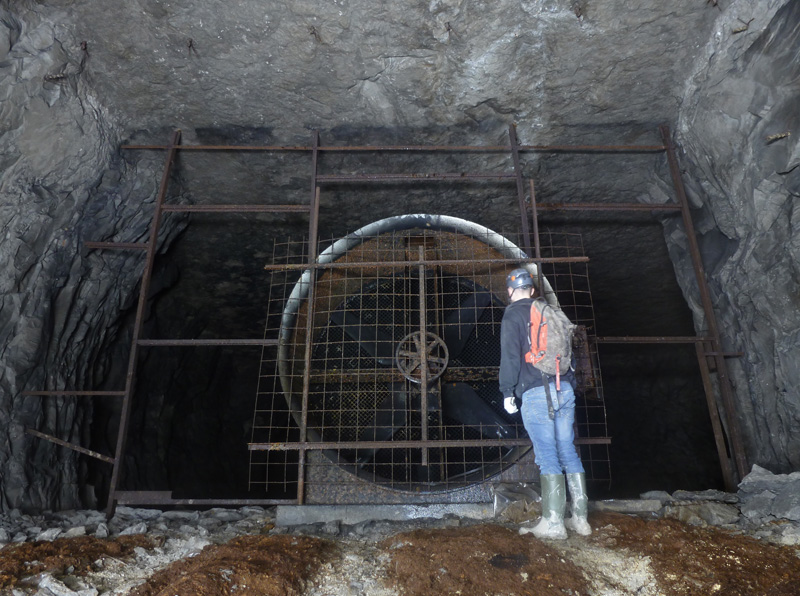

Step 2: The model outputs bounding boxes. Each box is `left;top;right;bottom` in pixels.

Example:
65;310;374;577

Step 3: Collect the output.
42;0;715;211
17;0;717;337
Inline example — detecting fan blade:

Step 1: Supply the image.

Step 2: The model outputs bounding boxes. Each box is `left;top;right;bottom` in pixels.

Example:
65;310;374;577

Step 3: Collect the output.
329;310;396;366
442;290;491;360
356;382;407;464
441;382;513;439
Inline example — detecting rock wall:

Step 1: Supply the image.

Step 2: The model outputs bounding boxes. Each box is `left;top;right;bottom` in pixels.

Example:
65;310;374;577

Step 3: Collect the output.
664;0;800;473
0;6;183;510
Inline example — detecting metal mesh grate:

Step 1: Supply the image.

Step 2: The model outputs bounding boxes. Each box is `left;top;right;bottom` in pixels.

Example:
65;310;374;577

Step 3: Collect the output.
249;226;610;501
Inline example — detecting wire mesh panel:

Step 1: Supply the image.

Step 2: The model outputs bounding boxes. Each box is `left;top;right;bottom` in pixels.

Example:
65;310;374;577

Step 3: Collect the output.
249;221;610;502
537;231;611;484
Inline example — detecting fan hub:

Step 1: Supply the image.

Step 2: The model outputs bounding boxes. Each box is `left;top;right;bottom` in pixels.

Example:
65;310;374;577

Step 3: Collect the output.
395;331;450;384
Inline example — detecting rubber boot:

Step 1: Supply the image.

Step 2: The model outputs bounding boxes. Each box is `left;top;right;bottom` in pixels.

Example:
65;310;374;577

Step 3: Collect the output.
565;472;592;536
520;474;567;539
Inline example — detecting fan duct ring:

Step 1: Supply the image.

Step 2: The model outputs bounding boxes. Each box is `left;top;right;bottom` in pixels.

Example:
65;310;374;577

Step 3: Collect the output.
278;214;556;492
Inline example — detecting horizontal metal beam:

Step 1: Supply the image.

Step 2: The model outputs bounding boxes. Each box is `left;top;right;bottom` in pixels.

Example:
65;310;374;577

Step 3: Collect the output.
84;242;148;250
122;143;665;154
26;428;115;464
137;339;279;347
161;204;310;213
263;255;589;271
535;203;681;212
22;390;126;397
595;336;713;344
316;173;515;182
114;491;295;506
308;366;500;384
250;437;611;451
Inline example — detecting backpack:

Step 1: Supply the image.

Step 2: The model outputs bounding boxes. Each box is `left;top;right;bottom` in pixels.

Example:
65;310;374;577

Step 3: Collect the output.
525;298;576;381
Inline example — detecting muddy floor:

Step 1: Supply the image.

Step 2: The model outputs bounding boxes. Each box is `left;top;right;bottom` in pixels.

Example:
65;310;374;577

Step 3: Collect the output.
2;511;799;595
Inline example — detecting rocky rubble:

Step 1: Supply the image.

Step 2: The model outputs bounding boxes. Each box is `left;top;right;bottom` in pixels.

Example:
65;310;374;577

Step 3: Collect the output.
0;466;798;595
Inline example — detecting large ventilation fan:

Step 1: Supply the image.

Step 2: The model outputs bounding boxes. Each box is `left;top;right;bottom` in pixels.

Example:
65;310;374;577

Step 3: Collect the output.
278;214;557;492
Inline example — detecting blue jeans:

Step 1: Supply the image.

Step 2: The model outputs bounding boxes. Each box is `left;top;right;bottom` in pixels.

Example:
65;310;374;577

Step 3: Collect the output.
520;382;585;476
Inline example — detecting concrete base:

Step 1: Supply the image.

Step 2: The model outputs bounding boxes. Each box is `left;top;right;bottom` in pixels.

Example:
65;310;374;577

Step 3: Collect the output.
275;503;495;526
591;499;663;514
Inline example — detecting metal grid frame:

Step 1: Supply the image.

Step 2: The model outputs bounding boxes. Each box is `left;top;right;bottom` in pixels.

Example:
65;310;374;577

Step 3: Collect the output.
22;125;748;516
249;227;610;501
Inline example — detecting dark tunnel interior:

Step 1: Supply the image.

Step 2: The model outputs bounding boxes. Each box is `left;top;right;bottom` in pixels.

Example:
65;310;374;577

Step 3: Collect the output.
79;143;726;507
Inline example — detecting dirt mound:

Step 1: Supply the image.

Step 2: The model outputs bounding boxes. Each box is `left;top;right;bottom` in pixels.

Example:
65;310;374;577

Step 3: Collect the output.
590;512;799;596
129;534;336;596
0;534;155;590
381;523;590;596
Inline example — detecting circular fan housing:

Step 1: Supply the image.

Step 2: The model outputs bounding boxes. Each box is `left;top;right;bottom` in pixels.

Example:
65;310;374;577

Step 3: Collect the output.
278;215;550;492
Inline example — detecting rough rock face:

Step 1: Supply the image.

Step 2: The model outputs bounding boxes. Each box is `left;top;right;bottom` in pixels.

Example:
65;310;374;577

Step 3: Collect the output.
0;5;186;510
0;0;797;511
662;0;800;473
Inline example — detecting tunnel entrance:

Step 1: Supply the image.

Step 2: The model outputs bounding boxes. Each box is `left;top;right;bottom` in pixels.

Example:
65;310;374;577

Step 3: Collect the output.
24;126;745;512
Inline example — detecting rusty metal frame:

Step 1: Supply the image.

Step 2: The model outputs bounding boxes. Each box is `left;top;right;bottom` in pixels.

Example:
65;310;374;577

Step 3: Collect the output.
23;123;745;512
660;125;746;486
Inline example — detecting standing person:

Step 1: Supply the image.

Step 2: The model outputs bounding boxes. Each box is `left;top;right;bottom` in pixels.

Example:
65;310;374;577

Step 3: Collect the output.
499;268;591;539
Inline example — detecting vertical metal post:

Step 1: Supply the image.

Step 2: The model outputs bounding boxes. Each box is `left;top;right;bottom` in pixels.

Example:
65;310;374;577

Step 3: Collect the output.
529;179;545;295
660;125;748;483
695;341;736;490
106;130;182;518
509;125;533;258
297;132;320;504
417;246;429;466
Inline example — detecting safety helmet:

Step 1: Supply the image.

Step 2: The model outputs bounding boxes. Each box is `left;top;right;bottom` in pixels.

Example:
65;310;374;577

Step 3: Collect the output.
506;268;533;290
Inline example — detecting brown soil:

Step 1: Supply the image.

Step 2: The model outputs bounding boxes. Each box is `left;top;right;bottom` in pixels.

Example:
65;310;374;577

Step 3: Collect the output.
2;514;799;595
590;512;799;596
381;523;590;596
0;534;155;590
128;534;336;596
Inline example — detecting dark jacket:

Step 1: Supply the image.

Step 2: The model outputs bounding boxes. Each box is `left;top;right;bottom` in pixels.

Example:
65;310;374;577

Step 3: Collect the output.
499;297;575;398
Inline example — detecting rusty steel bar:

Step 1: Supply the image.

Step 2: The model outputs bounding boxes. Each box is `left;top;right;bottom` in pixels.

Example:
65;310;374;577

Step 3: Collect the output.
122;143;665;153
22;390;126;397
509;125;533;257
308;366;500;384
84;242;148;250
297;133;321;505
660;124;748;480
106;130;182;519
263;256;590;271
535;203;682;212
26;429;115;464
519;144;665;153
161;204;310;213
595;335;712;344
250;436;612;451
695;342;737;491
137;339;279;346
528;179;545;293
417;245;429;466
115;491;295;506
316;173;515;182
